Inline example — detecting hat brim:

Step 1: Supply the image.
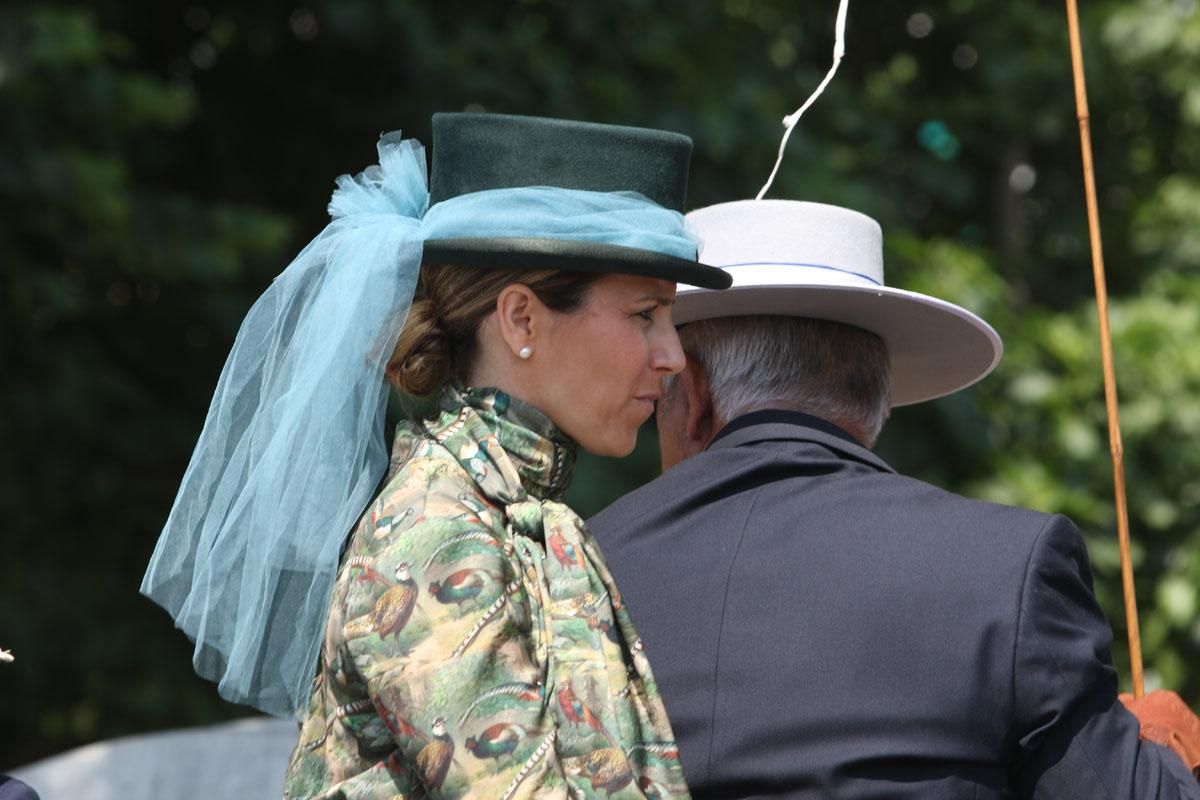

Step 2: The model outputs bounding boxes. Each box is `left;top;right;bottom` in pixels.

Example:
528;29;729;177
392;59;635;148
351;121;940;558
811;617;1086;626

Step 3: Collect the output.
422;237;732;290
672;281;1002;407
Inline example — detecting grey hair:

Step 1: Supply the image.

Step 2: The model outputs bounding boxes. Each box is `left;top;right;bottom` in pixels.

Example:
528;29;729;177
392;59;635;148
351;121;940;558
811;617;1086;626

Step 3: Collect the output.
669;315;892;447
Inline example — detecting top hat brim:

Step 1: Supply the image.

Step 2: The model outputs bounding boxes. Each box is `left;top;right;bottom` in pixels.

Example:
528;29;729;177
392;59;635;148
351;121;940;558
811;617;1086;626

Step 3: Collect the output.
422;236;732;290
672;279;1002;406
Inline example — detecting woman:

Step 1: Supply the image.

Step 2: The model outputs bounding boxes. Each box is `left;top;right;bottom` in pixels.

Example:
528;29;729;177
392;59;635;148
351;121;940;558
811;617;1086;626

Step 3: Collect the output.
141;113;730;799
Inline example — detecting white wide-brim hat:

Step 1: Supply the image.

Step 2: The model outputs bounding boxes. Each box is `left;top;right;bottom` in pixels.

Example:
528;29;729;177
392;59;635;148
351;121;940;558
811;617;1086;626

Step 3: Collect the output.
677;200;1003;406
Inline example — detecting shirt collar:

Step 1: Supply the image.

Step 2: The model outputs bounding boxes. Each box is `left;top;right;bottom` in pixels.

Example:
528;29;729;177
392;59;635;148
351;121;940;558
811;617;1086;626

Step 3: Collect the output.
710;408;861;448
706;408;895;474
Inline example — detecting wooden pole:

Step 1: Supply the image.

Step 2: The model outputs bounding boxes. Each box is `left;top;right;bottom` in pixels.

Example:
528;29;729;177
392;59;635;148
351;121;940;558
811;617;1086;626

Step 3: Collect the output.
1064;0;1144;697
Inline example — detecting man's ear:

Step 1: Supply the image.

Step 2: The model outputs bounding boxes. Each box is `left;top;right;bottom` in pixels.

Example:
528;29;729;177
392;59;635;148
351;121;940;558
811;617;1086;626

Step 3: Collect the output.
679;356;717;450
494;283;539;358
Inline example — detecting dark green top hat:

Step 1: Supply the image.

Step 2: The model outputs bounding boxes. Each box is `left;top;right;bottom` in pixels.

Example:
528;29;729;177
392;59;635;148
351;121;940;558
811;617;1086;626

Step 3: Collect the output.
421;113;731;290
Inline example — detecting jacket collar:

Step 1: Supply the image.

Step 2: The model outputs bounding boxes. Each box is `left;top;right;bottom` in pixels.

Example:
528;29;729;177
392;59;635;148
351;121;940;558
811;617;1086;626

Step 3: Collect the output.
420;384;576;504
706;408;896;474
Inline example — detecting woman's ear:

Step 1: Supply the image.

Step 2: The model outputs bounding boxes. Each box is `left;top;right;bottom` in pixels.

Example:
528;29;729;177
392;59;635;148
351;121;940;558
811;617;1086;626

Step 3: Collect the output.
494;283;540;358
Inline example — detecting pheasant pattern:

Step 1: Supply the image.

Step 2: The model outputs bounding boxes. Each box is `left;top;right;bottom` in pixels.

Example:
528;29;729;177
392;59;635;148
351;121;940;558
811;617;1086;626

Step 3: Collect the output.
284;386;689;799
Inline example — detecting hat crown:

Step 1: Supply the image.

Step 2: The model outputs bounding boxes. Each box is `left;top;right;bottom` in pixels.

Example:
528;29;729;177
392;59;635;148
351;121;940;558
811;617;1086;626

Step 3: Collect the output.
429;113;692;211
687;200;885;287
673;199;1003;406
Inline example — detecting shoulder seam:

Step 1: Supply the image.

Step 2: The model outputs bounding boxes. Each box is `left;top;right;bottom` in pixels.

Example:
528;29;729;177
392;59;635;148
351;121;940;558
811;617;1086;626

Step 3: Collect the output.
1011;514;1057;738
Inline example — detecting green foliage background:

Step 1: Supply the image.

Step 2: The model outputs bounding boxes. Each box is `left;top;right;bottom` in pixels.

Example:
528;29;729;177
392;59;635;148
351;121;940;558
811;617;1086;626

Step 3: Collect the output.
2;0;1198;767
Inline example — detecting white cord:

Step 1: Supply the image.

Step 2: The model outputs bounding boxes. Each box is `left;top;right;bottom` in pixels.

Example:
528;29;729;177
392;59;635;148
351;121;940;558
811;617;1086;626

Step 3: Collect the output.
756;0;850;200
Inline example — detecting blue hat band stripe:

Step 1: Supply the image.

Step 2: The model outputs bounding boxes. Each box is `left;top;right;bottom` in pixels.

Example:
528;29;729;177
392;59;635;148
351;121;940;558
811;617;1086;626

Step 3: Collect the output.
719;261;882;286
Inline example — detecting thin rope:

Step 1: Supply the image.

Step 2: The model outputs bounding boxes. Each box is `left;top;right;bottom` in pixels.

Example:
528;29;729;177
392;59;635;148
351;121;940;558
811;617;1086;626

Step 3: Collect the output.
757;0;850;200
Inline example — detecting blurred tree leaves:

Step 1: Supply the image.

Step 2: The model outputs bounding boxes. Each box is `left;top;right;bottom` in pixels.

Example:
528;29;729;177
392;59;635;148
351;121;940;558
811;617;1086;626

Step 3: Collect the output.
3;0;1199;768
1;4;292;763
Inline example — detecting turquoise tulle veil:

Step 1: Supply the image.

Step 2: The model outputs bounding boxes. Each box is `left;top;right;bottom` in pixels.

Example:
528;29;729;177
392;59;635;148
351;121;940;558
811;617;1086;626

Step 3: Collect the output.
140;132;699;717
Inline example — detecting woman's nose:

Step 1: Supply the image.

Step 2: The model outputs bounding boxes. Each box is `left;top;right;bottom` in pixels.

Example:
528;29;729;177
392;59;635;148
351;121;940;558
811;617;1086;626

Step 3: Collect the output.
652;324;686;376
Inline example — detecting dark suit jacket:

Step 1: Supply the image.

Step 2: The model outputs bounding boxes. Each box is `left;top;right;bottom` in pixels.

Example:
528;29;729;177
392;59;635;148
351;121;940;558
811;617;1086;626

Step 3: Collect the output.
589;411;1199;799
0;777;40;800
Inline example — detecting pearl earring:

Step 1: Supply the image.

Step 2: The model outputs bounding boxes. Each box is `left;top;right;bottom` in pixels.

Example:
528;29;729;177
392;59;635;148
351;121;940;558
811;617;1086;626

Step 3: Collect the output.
518;346;533;360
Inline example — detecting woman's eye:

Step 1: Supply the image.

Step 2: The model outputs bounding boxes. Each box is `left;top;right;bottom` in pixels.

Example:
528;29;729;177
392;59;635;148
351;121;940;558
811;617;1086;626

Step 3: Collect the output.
635;307;657;321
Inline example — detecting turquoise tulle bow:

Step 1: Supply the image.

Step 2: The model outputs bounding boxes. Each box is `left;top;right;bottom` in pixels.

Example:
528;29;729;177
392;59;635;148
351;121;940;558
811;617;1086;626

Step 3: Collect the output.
140;132;698;718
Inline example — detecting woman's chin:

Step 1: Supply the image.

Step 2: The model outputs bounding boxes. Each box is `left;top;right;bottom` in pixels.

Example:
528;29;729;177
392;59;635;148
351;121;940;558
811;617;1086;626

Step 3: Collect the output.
579;429;638;459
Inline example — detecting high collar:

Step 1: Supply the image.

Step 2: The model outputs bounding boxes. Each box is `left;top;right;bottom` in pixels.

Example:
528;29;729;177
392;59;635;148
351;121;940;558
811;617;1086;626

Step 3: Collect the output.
710;408;860;448
424;384;577;503
707;408;895;475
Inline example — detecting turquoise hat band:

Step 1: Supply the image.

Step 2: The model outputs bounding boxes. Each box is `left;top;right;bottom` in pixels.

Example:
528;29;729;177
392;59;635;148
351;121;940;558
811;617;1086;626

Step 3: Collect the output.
418;179;730;288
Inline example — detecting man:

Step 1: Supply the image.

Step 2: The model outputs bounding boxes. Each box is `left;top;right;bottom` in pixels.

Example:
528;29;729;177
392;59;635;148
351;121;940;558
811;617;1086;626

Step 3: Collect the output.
590;200;1200;798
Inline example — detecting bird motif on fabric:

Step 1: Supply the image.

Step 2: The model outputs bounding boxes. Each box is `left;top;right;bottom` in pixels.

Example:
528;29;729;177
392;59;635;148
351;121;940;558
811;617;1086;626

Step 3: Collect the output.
284;393;692;799
346;555;387;585
587;615;621;646
383;750;415;784
628;636;653;677
576;748;634;795
422;529;502;570
465;722;536;770
333;698;389;751
372;696;424;741
371;562;419;641
428;568;502;613
547;527;585;569
628;742;680;762
456;491;490;515
414;717;455;791
556;683;605;737
550;594;600;619
637;775;688;798
457;681;542;725
371;701;456;791
638;776;664;798
576;593;621;646
341;615;376;640
372;506;417;539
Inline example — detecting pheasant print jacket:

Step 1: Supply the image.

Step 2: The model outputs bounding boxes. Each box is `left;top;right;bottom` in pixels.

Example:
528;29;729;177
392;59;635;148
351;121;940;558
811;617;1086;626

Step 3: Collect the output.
283;386;689;800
